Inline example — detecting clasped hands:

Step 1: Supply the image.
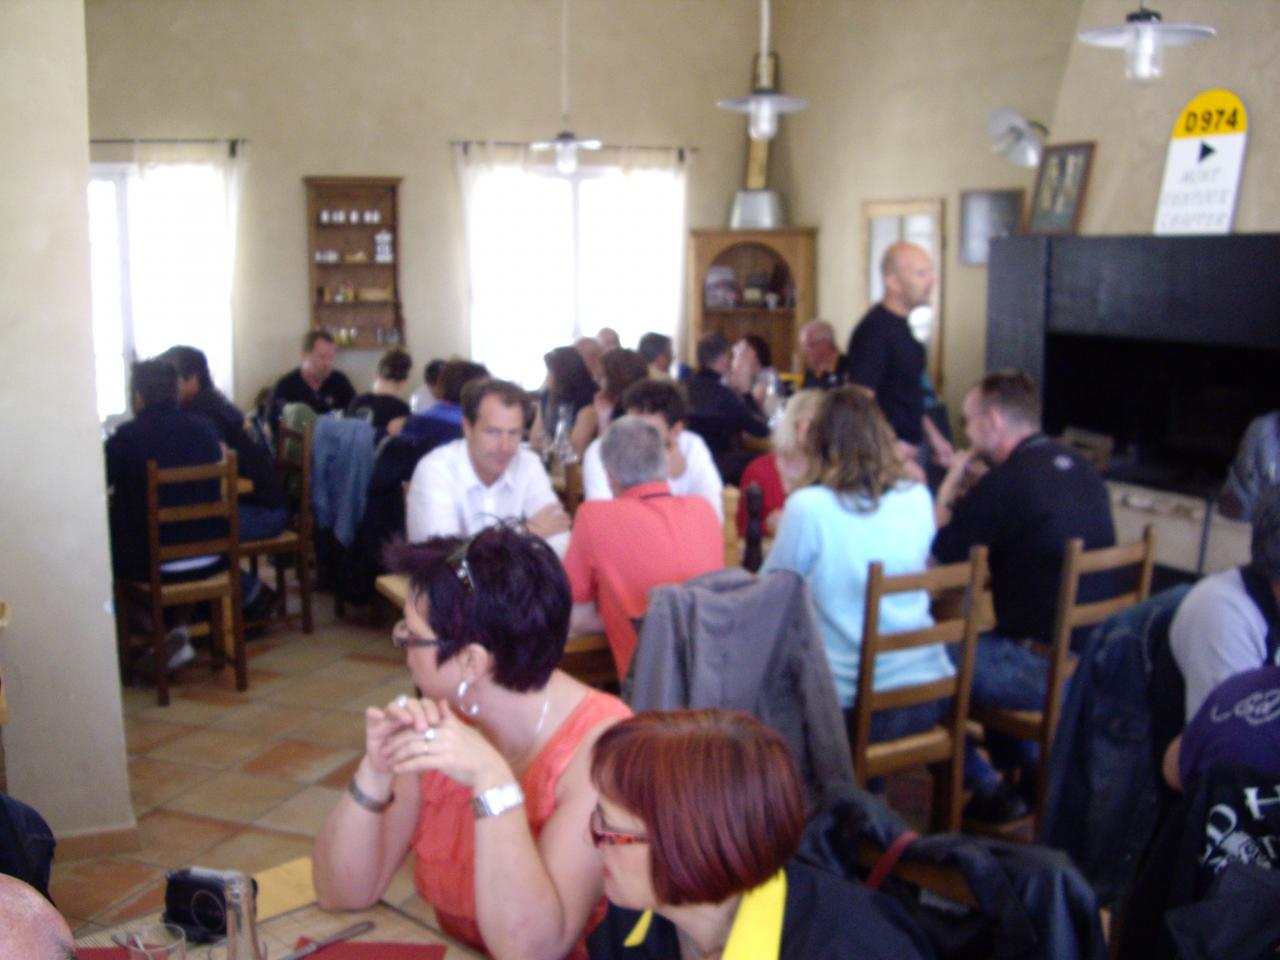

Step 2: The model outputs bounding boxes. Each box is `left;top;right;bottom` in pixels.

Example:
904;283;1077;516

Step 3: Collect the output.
364;694;512;792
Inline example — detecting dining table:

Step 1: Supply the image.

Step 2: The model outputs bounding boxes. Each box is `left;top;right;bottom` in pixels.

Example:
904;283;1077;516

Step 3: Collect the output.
74;857;483;959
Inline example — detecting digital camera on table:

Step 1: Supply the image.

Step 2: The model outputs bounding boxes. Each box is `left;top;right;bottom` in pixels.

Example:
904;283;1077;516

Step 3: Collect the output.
163;866;259;944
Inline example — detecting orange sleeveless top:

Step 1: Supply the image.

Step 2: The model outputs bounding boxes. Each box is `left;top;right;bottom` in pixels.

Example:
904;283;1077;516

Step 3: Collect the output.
411;689;630;957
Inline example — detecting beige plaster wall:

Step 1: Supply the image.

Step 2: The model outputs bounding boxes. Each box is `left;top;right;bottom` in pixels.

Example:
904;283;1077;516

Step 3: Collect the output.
0;1;134;837
1054;0;1280;234
773;0;1081;411
85;0;762;407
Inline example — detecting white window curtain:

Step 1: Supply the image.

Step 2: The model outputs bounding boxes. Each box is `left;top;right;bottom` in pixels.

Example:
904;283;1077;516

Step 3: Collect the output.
455;143;688;389
88;140;244;420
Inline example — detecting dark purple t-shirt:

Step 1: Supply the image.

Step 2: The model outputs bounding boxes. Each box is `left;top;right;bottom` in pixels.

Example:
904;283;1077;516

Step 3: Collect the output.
1180;665;1280;786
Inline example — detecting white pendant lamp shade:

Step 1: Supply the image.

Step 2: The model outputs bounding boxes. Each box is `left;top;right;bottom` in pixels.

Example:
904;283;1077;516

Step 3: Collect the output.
1078;2;1214;83
531;130;603;175
717;0;808;141
717;90;809;142
530;0;600;172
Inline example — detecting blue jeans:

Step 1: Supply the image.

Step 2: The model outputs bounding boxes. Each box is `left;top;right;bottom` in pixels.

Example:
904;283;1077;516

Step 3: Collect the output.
238;505;288;602
954;634;1063;788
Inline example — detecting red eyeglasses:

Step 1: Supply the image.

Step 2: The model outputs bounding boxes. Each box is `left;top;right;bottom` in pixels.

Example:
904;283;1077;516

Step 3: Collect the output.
589;808;649;847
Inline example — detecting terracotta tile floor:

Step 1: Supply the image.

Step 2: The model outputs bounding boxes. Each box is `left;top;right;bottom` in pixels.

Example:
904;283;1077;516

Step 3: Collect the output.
32;594;420;937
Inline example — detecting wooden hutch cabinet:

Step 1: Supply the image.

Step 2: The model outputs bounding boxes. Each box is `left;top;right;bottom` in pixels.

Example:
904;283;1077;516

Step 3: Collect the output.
686;227;815;374
305;176;403;350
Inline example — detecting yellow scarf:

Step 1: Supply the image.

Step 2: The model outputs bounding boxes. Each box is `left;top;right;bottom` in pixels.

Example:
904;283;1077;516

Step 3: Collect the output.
623;868;787;960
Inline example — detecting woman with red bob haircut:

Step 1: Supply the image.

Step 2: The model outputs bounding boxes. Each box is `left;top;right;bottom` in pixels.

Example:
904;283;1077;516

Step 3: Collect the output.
585;710;931;960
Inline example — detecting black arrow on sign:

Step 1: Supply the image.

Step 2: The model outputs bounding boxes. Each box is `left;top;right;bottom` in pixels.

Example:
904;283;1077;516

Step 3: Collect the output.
1198;141;1216;163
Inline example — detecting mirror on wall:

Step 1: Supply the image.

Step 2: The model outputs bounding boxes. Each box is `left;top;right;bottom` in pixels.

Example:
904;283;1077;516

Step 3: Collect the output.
863;198;945;389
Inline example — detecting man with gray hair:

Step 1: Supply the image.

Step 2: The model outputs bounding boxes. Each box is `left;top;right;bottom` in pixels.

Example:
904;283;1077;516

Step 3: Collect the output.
1170;484;1280;719
563;416;723;675
799;319;850;389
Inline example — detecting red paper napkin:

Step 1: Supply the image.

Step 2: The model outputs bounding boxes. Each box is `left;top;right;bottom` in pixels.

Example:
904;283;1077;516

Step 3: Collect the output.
80;942;446;959
292;938;447;959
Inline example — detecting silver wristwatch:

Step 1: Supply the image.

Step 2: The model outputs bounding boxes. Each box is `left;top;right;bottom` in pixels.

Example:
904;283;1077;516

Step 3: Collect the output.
471;782;525;819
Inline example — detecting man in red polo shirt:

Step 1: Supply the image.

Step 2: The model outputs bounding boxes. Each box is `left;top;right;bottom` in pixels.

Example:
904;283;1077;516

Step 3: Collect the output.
564;416;724;676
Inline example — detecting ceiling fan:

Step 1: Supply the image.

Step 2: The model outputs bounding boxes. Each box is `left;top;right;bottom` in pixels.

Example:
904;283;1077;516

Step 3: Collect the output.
530;0;600;174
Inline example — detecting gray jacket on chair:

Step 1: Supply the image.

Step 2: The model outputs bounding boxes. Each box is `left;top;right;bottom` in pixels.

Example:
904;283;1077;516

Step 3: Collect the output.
624;567;855;809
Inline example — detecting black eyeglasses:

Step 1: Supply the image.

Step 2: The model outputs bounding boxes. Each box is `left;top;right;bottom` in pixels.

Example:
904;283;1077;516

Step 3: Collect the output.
589;808;649;847
447;535;478;593
391;619;443;650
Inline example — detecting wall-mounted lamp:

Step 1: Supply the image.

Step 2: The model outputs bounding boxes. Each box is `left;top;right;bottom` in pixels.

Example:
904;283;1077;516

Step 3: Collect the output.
716;0;807;141
1077;0;1215;83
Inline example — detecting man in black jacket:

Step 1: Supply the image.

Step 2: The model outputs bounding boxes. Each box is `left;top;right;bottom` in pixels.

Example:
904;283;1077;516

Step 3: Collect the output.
267;330;355;433
161;346;287;536
933;370;1115;823
684;332;768;485
106;360;228;668
160;345;285;622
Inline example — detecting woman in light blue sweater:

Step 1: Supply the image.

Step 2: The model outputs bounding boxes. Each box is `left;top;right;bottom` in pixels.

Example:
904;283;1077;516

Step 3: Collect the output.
762;387;953;743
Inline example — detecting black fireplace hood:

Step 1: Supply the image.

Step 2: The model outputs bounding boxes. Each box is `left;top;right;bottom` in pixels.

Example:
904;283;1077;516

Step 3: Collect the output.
987;234;1280;493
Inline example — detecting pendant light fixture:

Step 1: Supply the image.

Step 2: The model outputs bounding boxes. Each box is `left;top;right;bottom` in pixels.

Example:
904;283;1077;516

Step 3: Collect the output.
530;0;601;174
1077;0;1215;83
717;0;808;141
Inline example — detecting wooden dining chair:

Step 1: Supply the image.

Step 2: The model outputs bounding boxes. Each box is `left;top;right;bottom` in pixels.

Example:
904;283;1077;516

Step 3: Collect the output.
968;526;1156;836
849;545;989;832
560;632;618;690
242;422;315;633
113;452;246;706
721;485;741;567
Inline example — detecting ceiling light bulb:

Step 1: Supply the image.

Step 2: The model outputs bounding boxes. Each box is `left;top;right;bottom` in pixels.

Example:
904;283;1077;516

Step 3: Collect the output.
1125;23;1163;82
748;97;778;141
718;91;808;143
555;140;578;175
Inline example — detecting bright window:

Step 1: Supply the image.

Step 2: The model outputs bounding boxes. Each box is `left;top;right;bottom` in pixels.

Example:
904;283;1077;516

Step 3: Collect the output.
459;150;687;388
88;150;239;420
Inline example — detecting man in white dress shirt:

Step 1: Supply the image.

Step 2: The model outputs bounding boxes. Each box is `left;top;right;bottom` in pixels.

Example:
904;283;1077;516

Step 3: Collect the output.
406;378;570;553
582;379;724;521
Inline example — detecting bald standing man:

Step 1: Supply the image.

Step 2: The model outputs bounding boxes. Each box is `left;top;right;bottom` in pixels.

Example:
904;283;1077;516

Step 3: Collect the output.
0;875;77;960
847;242;952;468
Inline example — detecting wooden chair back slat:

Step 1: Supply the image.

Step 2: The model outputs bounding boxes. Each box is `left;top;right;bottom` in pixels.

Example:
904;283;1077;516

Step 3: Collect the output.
157;503;230;524
1066;592;1146;631
868;620;970;654
868;677;961;712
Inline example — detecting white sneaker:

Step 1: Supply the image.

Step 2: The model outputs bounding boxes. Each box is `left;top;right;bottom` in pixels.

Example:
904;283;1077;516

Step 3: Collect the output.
165;627;196;670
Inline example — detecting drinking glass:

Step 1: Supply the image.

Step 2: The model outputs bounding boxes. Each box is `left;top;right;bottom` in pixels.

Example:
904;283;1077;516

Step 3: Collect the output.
112;922;187;959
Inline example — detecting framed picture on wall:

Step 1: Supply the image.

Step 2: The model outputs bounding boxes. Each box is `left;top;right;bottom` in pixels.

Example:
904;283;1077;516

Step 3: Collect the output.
959;189;1024;265
1028;142;1095;235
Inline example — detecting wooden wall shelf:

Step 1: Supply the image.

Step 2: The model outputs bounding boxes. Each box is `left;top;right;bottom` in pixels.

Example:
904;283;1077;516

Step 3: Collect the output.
304;176;403;350
687;228;815;373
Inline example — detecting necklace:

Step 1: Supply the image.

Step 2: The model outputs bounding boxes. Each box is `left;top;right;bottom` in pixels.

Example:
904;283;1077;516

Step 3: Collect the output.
533;691;551;738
